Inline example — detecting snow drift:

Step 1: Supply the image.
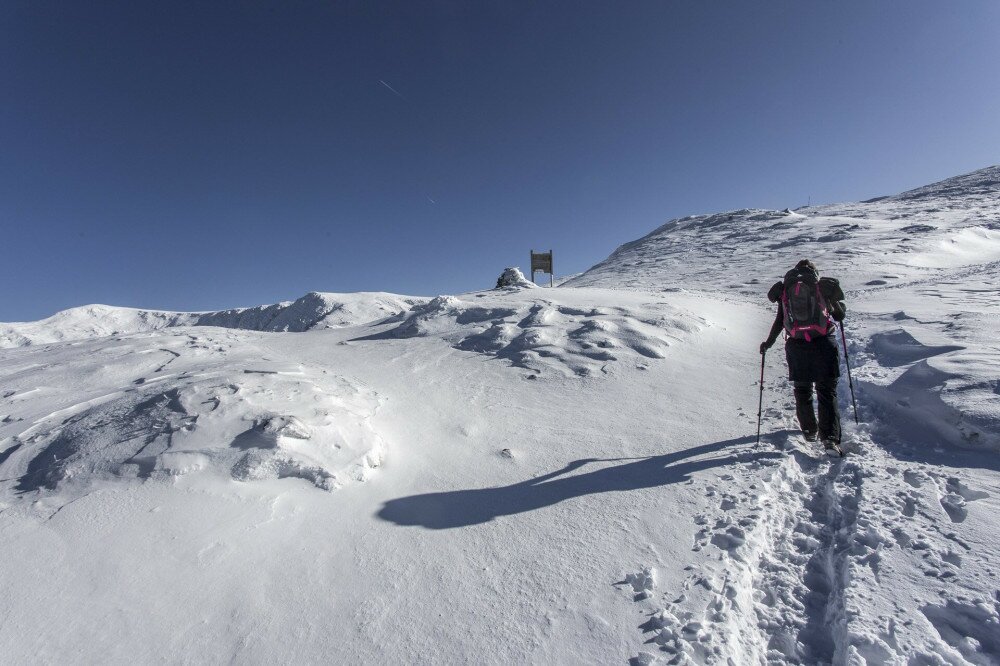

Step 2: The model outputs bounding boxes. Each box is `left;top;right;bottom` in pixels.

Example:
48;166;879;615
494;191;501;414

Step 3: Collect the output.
2;329;385;499
355;290;705;377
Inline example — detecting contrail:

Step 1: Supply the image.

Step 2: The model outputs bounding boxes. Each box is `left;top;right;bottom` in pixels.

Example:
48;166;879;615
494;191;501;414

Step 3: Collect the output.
378;79;407;101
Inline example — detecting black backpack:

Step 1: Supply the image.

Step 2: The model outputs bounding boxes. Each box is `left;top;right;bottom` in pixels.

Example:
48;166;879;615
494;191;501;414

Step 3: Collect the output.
776;267;842;341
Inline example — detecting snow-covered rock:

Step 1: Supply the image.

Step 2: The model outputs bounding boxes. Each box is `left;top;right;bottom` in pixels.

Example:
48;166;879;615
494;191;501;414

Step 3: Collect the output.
495;266;537;289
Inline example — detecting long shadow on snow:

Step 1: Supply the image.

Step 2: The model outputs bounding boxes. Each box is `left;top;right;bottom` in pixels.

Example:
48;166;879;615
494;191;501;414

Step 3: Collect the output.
377;435;782;530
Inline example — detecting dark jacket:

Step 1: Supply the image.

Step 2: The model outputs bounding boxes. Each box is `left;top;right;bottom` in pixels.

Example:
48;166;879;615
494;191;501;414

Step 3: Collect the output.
766;302;840;381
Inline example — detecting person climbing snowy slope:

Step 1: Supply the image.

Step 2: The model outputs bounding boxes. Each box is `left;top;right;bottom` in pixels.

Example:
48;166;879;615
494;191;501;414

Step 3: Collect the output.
760;259;847;453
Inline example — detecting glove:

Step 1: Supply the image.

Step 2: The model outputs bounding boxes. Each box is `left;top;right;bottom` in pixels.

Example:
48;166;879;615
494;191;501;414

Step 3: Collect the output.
759;340;772;354
830;300;846;322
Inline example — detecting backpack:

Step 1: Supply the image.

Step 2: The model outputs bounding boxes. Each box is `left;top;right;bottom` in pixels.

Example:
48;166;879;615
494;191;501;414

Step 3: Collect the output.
780;267;835;341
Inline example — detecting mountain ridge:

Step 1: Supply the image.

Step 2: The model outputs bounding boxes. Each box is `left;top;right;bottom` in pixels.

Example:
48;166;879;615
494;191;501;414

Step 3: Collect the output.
0;291;426;348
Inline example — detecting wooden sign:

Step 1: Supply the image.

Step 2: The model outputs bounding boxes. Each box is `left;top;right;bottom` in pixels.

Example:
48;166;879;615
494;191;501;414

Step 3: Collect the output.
530;250;554;287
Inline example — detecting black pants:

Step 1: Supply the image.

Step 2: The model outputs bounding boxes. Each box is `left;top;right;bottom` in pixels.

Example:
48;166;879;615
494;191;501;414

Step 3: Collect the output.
793;378;841;442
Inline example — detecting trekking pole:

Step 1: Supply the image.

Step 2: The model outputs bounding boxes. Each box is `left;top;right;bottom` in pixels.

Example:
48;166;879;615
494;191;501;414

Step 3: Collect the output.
756;350;766;445
839;323;859;424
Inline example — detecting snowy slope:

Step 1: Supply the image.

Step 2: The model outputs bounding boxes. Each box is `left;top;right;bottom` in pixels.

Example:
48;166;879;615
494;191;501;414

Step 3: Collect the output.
1;167;999;665
567;166;1000;454
568;166;1000;293
566;166;1000;663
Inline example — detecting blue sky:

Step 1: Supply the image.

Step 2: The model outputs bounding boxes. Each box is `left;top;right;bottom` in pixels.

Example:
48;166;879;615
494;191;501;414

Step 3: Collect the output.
2;1;999;321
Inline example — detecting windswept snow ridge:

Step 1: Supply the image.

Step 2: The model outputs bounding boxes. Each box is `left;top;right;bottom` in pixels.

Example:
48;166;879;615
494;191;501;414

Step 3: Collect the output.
0;291;425;348
196;291;425;333
354;290;704;377
567;166;1000;296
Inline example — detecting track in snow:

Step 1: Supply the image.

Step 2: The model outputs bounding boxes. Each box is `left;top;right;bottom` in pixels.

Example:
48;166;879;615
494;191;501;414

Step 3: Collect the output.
625;432;862;664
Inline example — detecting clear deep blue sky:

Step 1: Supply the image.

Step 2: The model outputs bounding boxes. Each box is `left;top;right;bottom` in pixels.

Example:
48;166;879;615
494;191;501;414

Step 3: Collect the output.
3;1;999;320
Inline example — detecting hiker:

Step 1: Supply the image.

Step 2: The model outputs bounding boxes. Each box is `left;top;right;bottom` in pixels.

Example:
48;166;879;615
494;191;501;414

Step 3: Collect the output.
760;259;847;451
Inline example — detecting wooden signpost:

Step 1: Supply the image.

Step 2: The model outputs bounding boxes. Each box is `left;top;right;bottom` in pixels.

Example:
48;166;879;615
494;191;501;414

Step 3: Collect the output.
530;250;554;287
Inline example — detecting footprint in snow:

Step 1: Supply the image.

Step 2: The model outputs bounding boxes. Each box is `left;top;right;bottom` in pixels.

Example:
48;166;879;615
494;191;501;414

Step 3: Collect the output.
899;492;918;518
938;477;988;523
947;477;990;501
904;469;928;488
617;567;657;601
940;494;969;523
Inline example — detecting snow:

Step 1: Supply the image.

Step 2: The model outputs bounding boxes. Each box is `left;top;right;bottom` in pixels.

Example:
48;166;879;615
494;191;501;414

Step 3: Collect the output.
495;266;538;289
1;166;999;664
3;330;385;497
905;226;1000;268
0;291;425;348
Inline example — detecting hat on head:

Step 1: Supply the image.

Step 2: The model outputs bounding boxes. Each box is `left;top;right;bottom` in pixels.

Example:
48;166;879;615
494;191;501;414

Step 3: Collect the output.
795;259;817;273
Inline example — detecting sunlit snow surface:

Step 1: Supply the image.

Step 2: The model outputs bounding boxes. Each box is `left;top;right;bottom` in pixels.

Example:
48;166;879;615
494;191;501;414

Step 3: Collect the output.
0;291;425;347
0;292;701;499
3;332;385;495
1;167;999;664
